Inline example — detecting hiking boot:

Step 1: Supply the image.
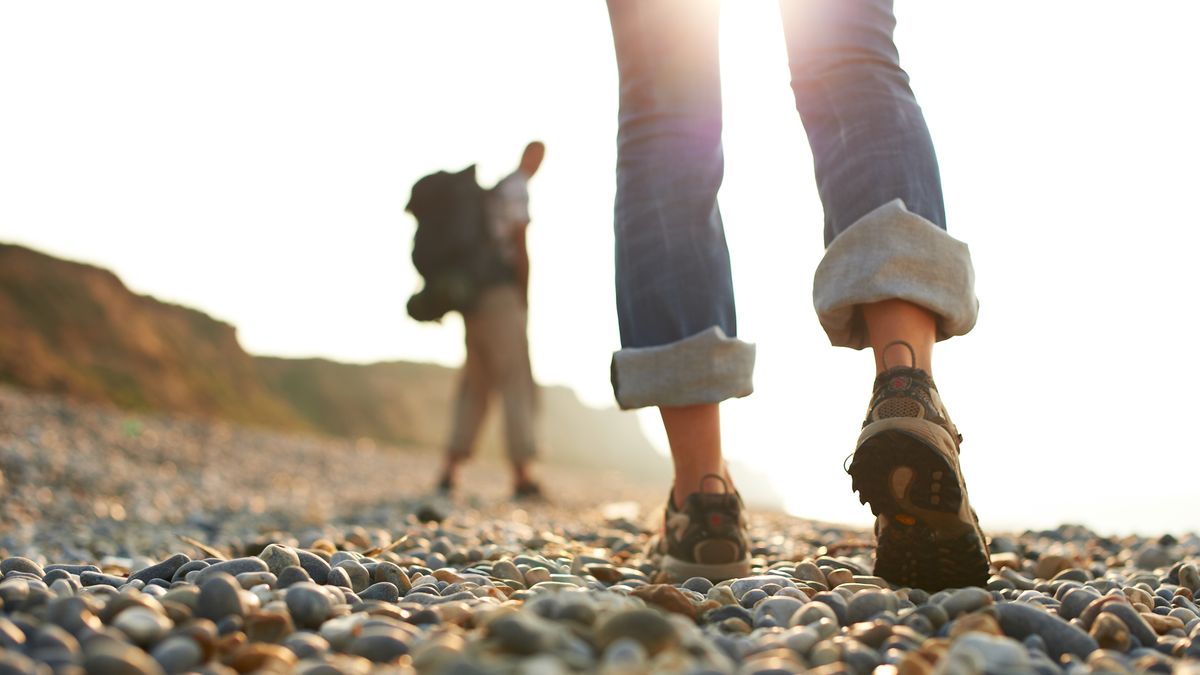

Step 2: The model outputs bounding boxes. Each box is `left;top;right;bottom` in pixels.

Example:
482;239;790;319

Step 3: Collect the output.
513;480;545;501
654;475;751;582
847;352;990;591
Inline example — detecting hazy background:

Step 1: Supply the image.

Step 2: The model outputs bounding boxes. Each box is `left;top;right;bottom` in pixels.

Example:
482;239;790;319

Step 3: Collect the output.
3;2;1198;534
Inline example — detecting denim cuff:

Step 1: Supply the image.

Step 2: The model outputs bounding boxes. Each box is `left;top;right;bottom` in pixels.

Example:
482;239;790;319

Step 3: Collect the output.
813;199;979;350
611;326;756;410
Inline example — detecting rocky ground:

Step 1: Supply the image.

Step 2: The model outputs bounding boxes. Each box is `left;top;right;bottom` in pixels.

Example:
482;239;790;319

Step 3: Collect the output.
2;386;1199;674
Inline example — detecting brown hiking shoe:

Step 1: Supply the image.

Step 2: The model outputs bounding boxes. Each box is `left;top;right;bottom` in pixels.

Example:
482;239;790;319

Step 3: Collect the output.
847;354;989;591
652;474;751;582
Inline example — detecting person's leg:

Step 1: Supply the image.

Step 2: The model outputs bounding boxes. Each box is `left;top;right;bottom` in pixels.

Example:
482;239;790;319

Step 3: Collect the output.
438;310;493;491
606;0;749;485
661;405;738;508
487;286;541;496
607;0;752;580
779;0;987;591
862;299;936;374
780;0;977;351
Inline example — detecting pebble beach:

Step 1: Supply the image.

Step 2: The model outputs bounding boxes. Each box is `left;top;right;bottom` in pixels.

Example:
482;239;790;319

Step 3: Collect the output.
3;386;1200;674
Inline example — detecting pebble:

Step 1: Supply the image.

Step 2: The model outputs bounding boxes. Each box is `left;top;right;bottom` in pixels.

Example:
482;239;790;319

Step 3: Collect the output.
1;556;46;577
150;636;204;674
128;554;190;585
112;606;172;646
596;608;679;655
258;544;302;576
995;601;1098;660
1091;612;1132;651
940;587;993;618
359;582;400;603
846;589;897;624
1101;602;1160;647
333;557;369;588
196;573;246;622
348;628;411;662
286;582;334;630
631;584;695;618
84;641;167;675
752;596;805;626
191;557;269;586
295;550;333;582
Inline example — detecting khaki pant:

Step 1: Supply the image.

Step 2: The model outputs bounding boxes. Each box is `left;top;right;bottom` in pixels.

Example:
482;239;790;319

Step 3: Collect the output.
446;284;537;463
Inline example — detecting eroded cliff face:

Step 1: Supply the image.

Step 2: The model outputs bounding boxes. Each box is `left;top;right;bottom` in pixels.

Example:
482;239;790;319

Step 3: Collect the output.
0;243;667;478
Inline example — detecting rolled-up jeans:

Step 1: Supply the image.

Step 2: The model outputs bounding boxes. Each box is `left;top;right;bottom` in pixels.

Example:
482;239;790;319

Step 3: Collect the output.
607;0;978;409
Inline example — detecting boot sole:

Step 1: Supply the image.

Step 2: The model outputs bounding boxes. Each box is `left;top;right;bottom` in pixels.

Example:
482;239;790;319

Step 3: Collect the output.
660;554;751;583
850;417;989;591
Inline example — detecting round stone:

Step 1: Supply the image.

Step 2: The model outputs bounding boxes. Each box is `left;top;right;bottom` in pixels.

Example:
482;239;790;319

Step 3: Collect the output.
196;573;246;622
258;545;302;576
0;557;45;578
596;609;679;655
112;606;173;646
150;636;204;674
286;582;334;630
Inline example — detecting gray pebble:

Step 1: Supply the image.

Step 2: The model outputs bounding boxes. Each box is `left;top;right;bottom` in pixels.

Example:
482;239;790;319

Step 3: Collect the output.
150;636;203;674
295;550;332;583
995;601;1098;660
83;641;167;675
940;587;993;618
847;590;898;624
235;572;277;590
753;596;806;626
286;582;333;630
810;591;849;626
373;562;410;592
191;558;269;587
359;582;400;603
325;566;353;589
333;560;370;593
283;631;330;660
44;564;100;575
1059;587;1103;620
32;623;80;655
112;606;172;646
258;544;302;576
348;628;411;662
79;571;127;589
277;566;312;589
1;557;46;578
170;561;209;583
129;555;190;585
730;575;796;598
195;573;245;622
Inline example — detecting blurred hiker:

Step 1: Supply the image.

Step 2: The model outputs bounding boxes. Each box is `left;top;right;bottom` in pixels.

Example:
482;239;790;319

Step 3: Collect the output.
408;142;546;500
605;0;988;590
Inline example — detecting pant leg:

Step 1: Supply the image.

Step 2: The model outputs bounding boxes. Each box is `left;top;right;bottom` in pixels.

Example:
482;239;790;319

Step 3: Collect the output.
499;309;537;465
606;0;756;410
465;285;538;464
780;0;978;348
445;309;493;460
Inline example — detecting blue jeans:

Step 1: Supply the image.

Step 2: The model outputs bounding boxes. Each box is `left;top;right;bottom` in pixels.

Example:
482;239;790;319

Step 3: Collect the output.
607;0;978;409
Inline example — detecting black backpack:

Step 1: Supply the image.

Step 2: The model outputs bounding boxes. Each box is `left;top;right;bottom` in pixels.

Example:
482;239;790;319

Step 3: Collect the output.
405;165;511;321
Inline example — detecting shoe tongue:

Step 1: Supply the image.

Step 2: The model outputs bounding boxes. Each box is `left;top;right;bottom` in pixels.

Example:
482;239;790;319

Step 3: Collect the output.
688;491;737;511
874;366;932;390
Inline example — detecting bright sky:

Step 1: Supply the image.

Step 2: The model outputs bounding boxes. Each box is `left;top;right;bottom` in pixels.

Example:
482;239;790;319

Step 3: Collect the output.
3;2;1199;535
